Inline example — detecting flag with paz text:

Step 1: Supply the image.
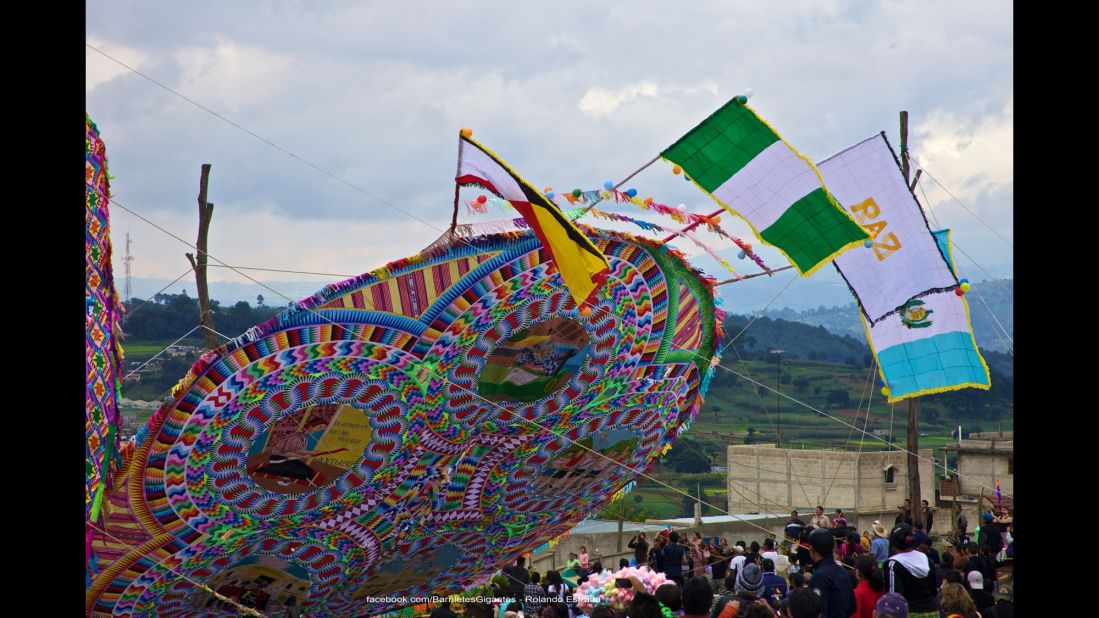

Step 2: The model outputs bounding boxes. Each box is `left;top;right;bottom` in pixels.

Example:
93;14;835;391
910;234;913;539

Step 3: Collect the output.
816;133;989;403
661;97;869;275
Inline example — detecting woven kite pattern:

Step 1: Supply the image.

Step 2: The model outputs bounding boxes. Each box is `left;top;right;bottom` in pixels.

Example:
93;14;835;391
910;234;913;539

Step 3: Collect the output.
87;230;721;617
86;114;126;586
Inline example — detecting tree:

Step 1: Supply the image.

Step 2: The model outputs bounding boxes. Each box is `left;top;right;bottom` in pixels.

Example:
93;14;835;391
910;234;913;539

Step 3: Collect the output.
744;427;757;445
256;294;265;307
793;377;810;392
663;438;711;473
827;389;850;407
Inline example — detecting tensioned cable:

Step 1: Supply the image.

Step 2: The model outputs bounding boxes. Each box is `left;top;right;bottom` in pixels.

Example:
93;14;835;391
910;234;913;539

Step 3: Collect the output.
908;158;1014;250
122;267;194;318
103;196;795;548
122;324;201;381
91;57;1016;533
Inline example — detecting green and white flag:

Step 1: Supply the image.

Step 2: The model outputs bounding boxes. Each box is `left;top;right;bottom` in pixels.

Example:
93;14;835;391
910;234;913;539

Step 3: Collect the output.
661;97;868;274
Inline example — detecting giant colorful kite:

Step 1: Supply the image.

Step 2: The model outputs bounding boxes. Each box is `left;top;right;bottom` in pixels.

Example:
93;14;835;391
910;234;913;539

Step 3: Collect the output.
87;114;127;585
86;227;722;616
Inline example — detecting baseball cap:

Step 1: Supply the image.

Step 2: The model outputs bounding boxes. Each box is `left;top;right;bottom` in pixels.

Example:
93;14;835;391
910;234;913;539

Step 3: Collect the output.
996;584;1013;601
876;592;909;618
967;570;984;588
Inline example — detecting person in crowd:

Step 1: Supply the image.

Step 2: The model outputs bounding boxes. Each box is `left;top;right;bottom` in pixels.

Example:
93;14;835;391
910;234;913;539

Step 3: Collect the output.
760;558;788;606
729;543;747;578
629;532;650;568
874;592;909;618
663;531;687;585
651;534;667;573
690;532;710;579
788;571;809;590
786;587;823;618
523;572;545;618
806;527;855;618
920;500;933;533
882;523;937;618
682;576;715;618
579;547;590;570
619;558;631;570
983;584;1012;618
710;575;739;618
895;500;913;527
810;506;831;530
832;509;848;533
953;505;968;544
839;531;865;561
735;563;764;602
744;541;762;567
794;530;813;570
936;551;957;587
939;582;979;618
628;593;663;618
710;539;728;593
911;522;929;551
871;522;890;565
965;571;994;613
860;529;873;553
503;557;531;600
851;554;884;618
656;582;683;615
976;514;1002;558
963;545;993;594
915;536;939;568
544;570;568;607
761;538;780;564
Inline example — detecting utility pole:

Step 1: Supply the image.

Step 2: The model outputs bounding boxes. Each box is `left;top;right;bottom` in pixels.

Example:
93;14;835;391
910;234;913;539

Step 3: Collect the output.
899;111;924;531
186;164;219;350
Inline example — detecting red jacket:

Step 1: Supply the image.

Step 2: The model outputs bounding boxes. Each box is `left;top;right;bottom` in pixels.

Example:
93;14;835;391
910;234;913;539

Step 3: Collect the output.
852;580;883;618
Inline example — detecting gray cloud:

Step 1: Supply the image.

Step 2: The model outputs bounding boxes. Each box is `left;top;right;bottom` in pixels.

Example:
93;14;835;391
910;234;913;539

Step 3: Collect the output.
88;0;1012;289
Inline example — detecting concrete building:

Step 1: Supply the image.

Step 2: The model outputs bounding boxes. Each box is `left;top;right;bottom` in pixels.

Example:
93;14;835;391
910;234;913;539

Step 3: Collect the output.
727;444;935;532
938;431;1013;529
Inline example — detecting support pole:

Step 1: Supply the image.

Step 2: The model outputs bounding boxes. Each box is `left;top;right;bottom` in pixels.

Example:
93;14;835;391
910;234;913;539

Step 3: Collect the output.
186;163;219;351
900;110;924;531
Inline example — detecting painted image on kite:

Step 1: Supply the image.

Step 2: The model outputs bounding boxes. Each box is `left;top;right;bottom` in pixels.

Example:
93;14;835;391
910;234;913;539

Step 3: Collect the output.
246;403;372;494
535;428;640;494
201;555;310;612
351;545;462;600
478;317;589;403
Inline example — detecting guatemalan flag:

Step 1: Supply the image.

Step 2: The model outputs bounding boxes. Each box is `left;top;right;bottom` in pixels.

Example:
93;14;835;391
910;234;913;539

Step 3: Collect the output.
817;133;990;403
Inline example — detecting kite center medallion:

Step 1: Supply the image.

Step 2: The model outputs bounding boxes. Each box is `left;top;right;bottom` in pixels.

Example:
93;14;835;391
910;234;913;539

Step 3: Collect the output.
478;317;589;403
899;299;933;329
247;403;372;494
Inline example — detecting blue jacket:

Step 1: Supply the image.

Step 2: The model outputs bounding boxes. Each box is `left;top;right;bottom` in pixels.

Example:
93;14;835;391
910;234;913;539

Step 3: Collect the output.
809;557;856;618
761;572;788;604
871;536;890;563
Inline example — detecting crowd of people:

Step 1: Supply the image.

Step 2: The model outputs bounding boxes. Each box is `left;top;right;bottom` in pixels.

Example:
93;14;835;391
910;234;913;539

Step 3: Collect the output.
478;504;1014;618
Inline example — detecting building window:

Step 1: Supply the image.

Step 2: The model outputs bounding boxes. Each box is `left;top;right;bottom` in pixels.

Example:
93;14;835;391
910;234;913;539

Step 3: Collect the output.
883;465;895;484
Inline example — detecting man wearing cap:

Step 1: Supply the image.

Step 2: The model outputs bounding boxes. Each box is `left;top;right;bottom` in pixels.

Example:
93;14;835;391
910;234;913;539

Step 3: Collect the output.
977;513;1003;557
965;570;995;613
870;522;890;565
875;592;909;618
983;584;1013;618
883;523;938;618
807;527;856;618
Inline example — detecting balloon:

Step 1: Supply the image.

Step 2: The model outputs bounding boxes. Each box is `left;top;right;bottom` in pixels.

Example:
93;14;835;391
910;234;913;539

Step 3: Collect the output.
960;282;971;292
864;239;874;248
672;165;682;175
743;88;755;99
572;189;583;198
460;127;473;138
477;195;487;204
546;192;555;199
955;288;965;296
625;188;638;198
604;180;615;190
737;251;746;259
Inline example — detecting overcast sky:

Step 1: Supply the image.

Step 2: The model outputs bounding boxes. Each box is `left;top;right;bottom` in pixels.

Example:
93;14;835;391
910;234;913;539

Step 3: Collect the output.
87;1;1012;310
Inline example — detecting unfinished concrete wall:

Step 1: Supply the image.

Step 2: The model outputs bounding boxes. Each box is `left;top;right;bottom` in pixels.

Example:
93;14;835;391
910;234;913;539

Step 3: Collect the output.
727;445;935;528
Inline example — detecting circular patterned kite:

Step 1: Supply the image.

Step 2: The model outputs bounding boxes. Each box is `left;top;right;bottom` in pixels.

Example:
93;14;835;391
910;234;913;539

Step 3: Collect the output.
87;229;722;617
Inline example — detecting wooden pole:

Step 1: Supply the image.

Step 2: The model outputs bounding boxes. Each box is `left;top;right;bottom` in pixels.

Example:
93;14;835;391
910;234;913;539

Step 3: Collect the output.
899;110;924;530
714;264;795;286
186;164;219;350
580;155;662;215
